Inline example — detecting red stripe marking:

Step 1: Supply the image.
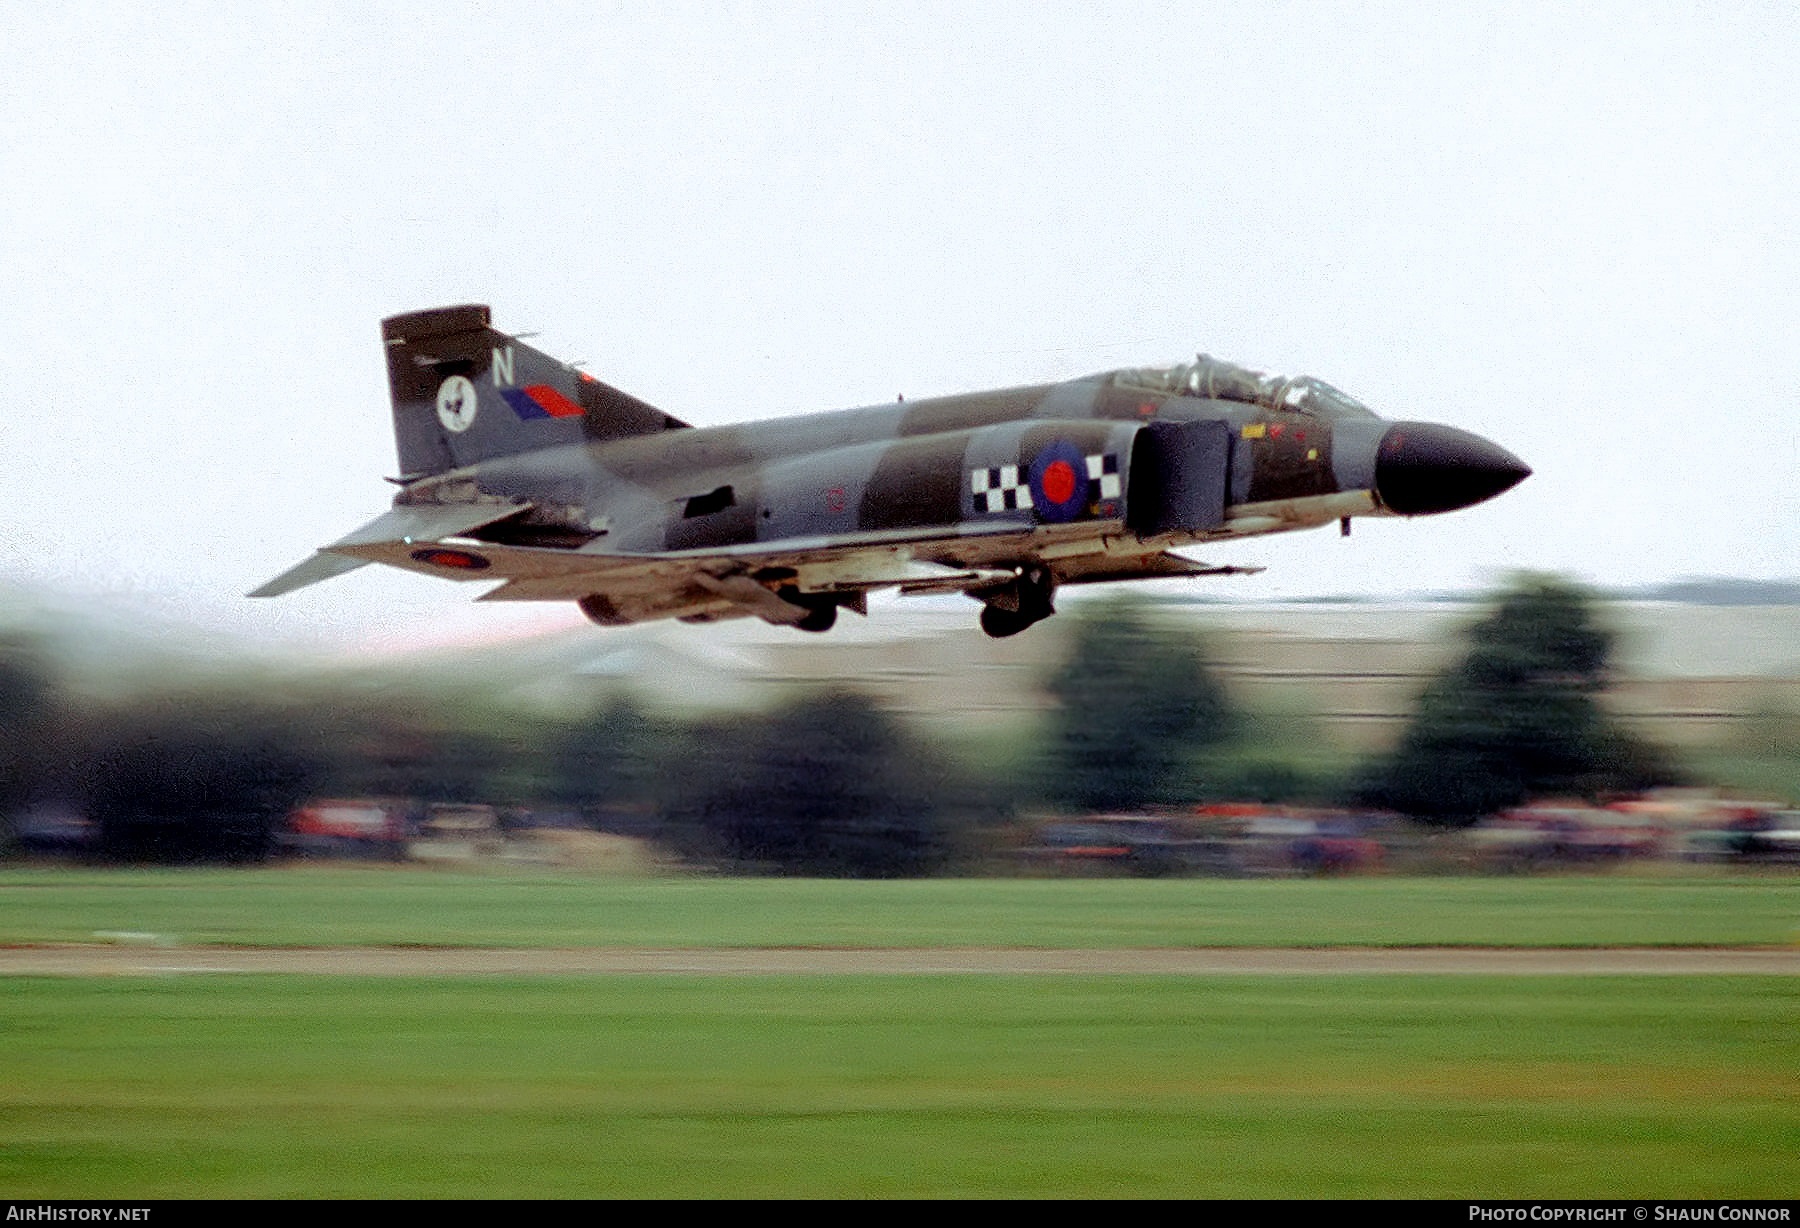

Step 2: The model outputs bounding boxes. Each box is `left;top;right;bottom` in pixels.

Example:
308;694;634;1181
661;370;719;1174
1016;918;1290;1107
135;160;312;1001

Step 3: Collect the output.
524;384;585;418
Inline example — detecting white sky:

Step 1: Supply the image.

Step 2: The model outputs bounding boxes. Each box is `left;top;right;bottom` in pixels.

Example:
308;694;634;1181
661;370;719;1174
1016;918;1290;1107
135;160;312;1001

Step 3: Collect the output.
2;2;1796;653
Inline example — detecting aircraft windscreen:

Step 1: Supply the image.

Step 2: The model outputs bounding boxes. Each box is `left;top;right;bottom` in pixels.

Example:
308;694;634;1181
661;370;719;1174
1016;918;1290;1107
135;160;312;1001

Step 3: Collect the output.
1113;357;1377;419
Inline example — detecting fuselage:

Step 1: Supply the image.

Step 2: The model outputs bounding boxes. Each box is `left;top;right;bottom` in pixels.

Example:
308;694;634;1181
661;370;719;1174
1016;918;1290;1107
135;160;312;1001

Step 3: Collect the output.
427;360;1527;562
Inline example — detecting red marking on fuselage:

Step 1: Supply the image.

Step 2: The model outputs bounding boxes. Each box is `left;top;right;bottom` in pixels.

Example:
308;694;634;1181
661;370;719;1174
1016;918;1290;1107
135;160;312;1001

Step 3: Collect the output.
1042;459;1078;504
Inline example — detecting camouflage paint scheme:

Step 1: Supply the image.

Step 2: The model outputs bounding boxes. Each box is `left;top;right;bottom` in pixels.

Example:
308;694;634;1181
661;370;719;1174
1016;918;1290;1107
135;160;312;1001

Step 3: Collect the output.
252;305;1530;636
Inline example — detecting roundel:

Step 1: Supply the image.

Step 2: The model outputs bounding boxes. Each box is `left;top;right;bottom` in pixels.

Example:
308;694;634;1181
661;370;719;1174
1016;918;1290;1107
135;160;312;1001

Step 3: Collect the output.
436;375;478;433
410;547;489;571
1028;439;1088;523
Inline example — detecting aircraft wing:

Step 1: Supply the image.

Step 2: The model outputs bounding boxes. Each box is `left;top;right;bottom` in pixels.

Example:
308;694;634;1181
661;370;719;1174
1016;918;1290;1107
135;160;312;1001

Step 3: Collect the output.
319;522;1025;624
315;517;1250;626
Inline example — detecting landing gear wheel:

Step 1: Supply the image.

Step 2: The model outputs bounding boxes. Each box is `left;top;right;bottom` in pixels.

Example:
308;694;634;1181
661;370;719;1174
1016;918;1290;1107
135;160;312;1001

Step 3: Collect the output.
794;601;838;633
773;587;840;633
979;603;1034;638
978;566;1056;638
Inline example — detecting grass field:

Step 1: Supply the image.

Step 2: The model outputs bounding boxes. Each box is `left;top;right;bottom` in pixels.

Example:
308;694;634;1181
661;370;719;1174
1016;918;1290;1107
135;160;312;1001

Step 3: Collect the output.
1;867;1794;1198
0;865;1795;948
2;974;1794;1198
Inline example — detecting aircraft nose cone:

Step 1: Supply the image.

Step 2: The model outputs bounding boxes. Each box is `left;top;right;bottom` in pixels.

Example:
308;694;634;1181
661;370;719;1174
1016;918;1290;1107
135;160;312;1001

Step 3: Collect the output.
1375;421;1531;515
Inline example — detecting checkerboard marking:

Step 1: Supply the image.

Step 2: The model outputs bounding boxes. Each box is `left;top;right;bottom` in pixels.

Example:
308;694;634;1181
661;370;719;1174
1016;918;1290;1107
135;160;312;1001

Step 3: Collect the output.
972;464;1033;512
1086;453;1120;501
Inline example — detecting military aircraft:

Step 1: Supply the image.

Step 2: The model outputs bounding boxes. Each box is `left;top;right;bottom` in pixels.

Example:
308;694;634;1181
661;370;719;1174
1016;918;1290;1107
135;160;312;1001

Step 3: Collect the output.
252;304;1530;637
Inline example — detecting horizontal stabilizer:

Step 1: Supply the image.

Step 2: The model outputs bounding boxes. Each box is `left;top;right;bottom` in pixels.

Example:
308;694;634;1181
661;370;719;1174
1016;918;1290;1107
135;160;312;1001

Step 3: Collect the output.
247;552;371;598
248;502;531;597
321;502;530;551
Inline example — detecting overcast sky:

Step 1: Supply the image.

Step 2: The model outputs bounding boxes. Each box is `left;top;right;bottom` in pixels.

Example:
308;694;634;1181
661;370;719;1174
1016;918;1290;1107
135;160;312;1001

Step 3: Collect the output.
3;2;1796;653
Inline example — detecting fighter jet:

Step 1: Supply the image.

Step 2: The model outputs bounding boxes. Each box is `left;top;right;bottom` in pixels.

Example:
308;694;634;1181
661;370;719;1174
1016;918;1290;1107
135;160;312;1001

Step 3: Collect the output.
252;305;1529;637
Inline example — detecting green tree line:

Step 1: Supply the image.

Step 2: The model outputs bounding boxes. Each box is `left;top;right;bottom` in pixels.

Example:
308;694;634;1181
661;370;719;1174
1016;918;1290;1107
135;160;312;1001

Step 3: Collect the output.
0;575;1690;869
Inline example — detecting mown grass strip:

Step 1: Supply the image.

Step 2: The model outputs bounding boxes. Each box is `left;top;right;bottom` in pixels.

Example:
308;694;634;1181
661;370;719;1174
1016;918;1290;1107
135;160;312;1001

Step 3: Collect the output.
0;867;1794;949
1;974;1793;1198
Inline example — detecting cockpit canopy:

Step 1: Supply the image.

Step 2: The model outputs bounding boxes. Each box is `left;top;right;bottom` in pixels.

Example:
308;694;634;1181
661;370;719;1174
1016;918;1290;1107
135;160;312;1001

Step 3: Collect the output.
1112;356;1378;420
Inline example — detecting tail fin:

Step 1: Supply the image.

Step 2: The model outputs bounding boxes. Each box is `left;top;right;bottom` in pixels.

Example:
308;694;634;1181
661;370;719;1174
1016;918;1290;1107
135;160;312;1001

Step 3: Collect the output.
381;304;688;480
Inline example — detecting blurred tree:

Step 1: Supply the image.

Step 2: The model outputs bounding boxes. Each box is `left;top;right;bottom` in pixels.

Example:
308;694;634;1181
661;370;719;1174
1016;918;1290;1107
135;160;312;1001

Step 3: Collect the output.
1189;705;1359;806
0;633;57;840
1043;594;1236;811
1359;574;1679;823
545;697;666;828
660;691;964;877
76;689;320;862
298;679;552;808
285;684;431;801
